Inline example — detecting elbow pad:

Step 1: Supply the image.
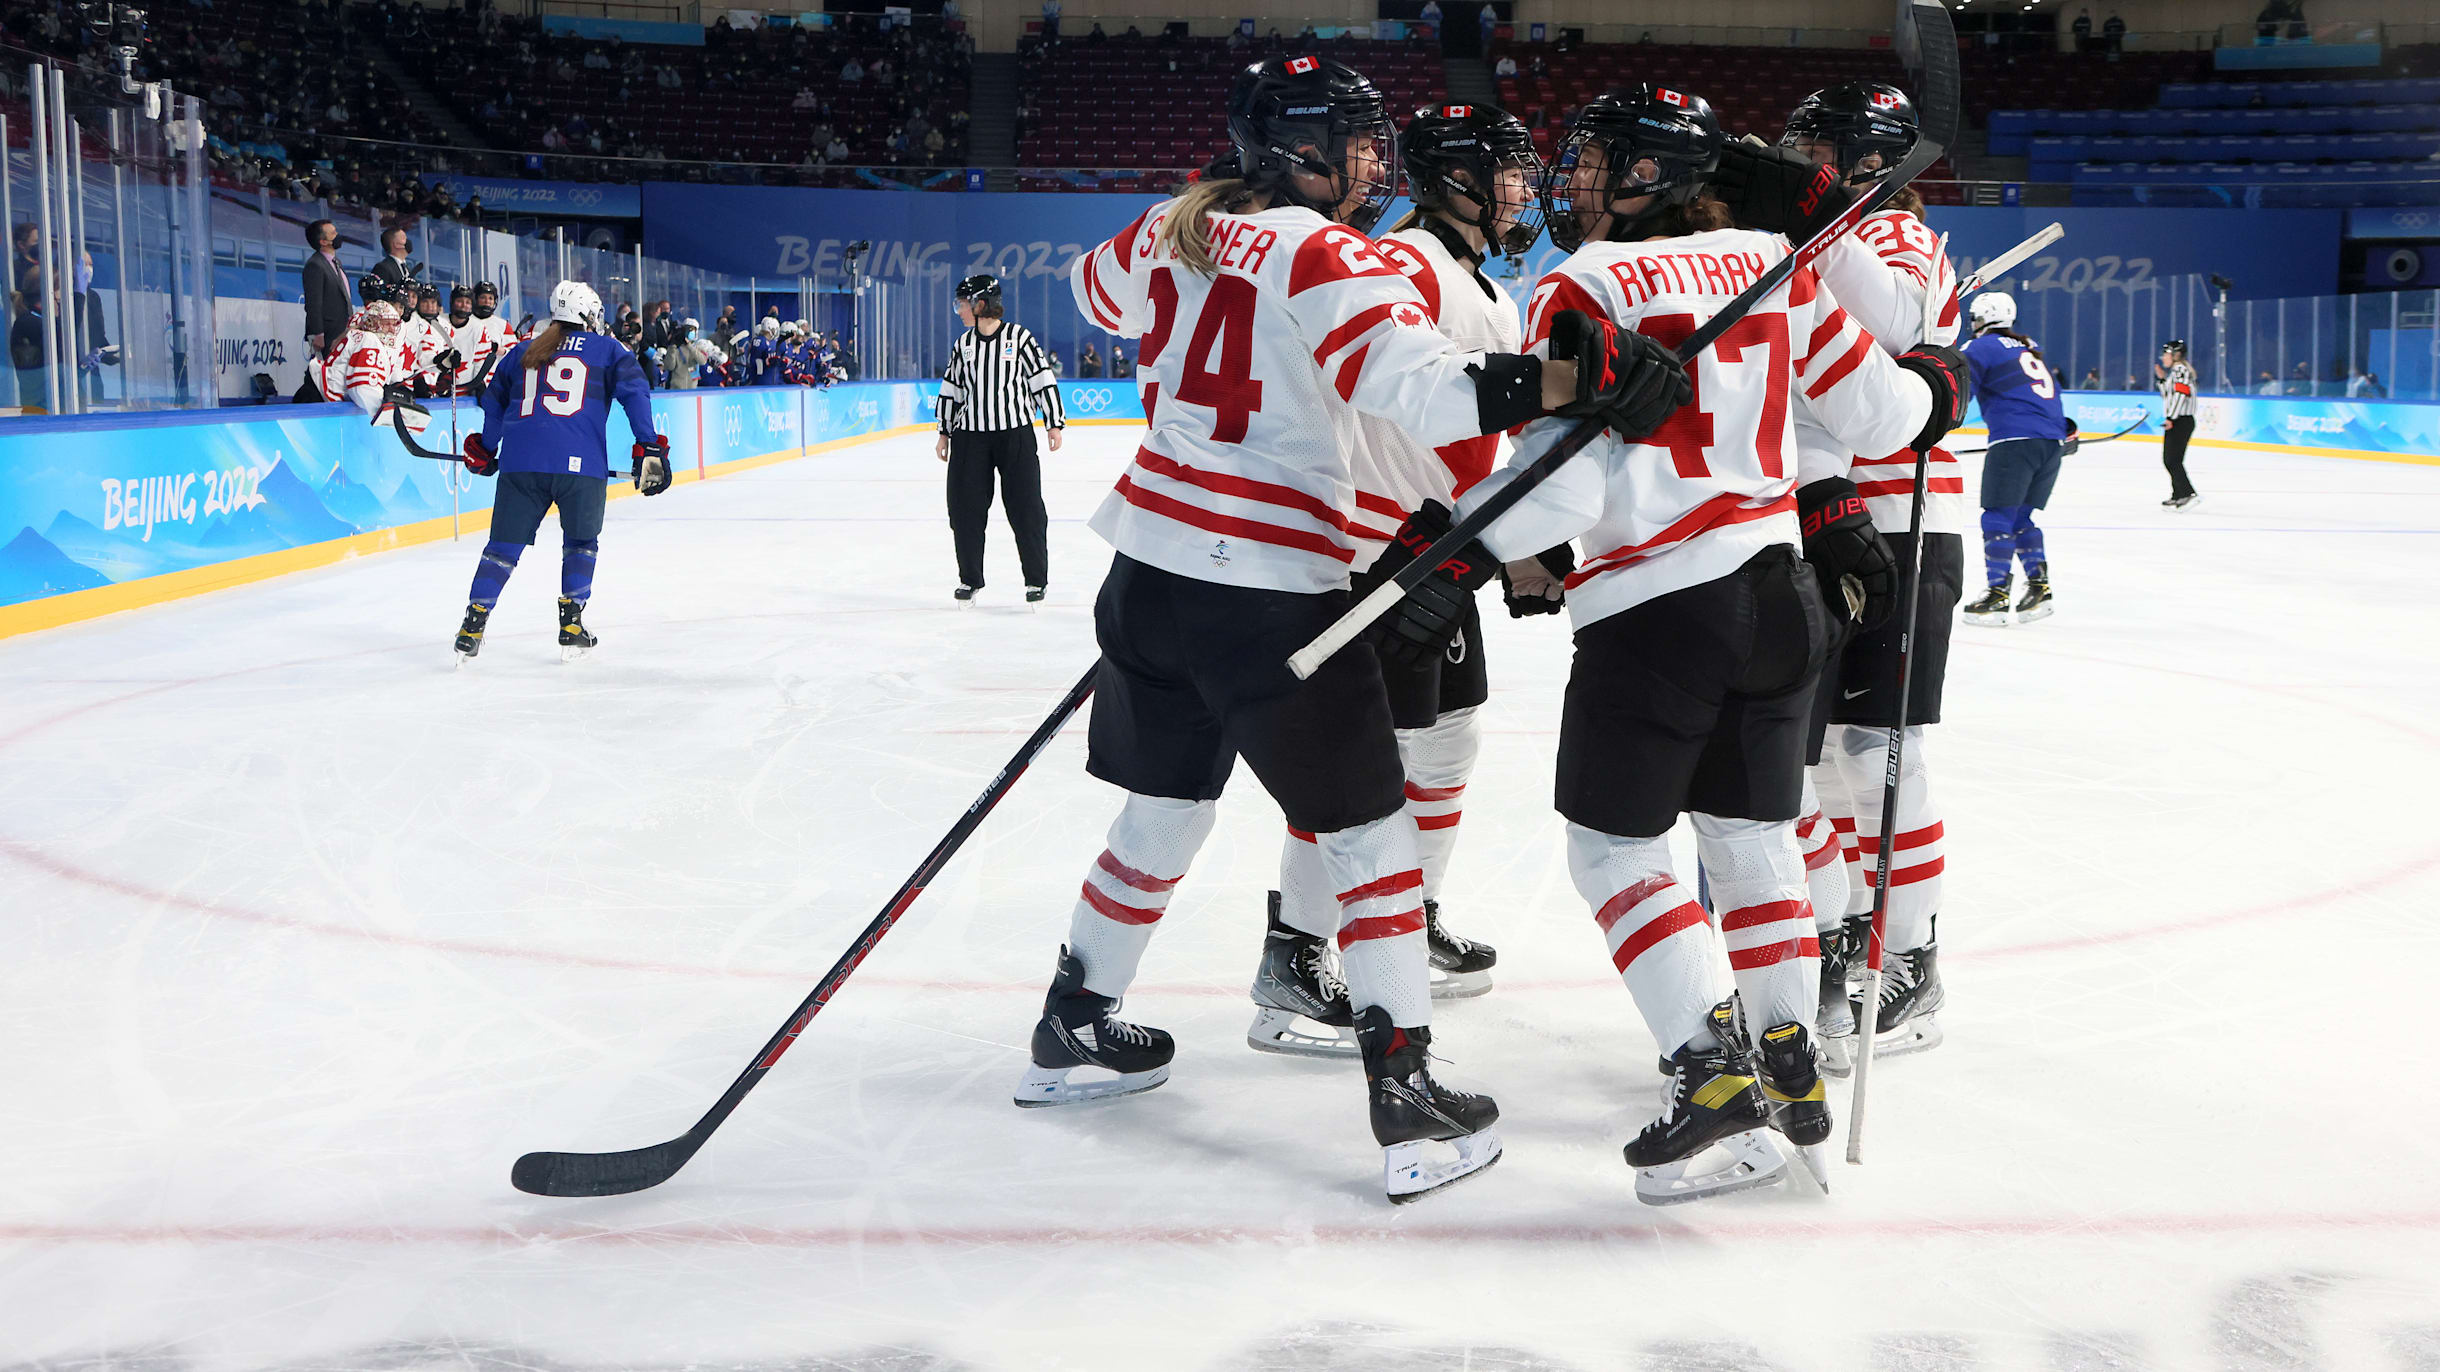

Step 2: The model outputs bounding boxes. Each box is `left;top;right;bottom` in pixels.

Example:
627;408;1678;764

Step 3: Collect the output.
1467;353;1544;435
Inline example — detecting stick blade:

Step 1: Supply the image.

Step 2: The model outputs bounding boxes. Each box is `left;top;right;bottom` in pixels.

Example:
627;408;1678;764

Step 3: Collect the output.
511;1140;697;1197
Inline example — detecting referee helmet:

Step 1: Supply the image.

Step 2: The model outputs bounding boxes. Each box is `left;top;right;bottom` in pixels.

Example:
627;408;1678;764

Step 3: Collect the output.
955;274;1003;318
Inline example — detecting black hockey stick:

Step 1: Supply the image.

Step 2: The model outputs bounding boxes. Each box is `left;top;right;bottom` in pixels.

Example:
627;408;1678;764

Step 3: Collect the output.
1846;0;1963;1167
511;661;1102;1197
1287;0;1962;681
1949;415;2143;457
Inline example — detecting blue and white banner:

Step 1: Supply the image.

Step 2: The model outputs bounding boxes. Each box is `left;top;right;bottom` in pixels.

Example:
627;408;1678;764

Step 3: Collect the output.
422;175;642;220
1965;388;2440;462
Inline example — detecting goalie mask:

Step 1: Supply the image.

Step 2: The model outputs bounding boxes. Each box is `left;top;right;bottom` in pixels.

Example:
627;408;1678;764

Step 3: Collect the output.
1782;82;1920;187
349;299;402;337
1543;85;1723;252
1403;104;1546;257
1227;55;1400;234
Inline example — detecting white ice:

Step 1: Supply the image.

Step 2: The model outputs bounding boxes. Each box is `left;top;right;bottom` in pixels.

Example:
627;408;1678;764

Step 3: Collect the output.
5;425;2439;1372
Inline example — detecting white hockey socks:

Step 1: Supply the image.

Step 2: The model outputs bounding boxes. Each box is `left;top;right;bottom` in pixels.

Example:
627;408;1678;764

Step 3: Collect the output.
1833;724;1945;955
1397;706;1480;900
1692;813;1818;1038
1276;824;1341;939
1566;824;1719;1057
1317;812;1433;1027
1066;793;1217;997
1799;767;1852;937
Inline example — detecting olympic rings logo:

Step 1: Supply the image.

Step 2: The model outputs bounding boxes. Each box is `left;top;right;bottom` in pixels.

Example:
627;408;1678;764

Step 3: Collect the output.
1069;386;1117;415
569;188;605;207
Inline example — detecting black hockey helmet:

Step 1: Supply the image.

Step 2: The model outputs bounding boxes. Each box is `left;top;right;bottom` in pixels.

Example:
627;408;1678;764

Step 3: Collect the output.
2161;337;2188;357
954;274;1002;317
449;284;473;304
1402;104;1546;257
472;280;499;299
358;271;411;308
1542;84;1723;253
1781;81;1920;187
1227;55;1399;233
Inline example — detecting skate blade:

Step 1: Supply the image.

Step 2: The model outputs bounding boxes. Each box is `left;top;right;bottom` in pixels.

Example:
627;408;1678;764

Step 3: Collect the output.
1384;1125;1503;1204
1817;1031;1856;1079
1632;1130;1789;1207
1870;1015;1943;1059
1962;610;2013;628
1790;1142;1833;1195
453;651;476;670
1429;968;1493;1000
1012;1061;1169;1108
1245;1007;1359;1059
560;644;592;662
2015;604;2055;624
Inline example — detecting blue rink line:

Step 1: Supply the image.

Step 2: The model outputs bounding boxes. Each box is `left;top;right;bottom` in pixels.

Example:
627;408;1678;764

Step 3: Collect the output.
2047;525;2440;534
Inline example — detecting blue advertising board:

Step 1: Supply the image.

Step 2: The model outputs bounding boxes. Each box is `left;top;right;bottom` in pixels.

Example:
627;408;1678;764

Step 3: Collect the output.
1961;389;2440;466
421;175;642;219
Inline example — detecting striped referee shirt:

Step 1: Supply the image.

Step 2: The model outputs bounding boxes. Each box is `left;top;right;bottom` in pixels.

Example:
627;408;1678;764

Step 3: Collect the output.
939;321;1066;433
2161;361;2197;419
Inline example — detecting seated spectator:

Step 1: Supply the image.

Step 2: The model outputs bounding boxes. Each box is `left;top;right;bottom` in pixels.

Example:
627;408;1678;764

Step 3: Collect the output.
1494;55;1516;77
841;56;864;82
2081;367;2102;389
2256;370;2280;395
793;86;819;111
2348;370;2384;398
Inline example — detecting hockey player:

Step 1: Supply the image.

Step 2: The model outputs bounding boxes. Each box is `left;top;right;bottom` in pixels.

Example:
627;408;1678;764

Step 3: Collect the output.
1426;86;1966;1202
400;287;453;397
1044;54;1685;1202
451;280;673;664
450;283;519;394
1960;292;2076;627
311;291;417;419
1713;80;1967;1071
1251;103;1545;1057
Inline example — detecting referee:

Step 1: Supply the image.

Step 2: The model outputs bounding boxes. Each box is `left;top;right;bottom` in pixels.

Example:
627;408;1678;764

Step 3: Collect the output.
938;274;1065;606
2156;338;2200;509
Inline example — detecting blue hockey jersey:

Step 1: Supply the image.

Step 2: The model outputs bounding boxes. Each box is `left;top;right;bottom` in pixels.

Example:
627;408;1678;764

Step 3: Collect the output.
1964;331;2075;444
478;330;661;478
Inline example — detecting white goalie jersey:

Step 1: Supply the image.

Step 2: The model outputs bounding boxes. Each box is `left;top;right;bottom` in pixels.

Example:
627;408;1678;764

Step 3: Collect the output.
1343;224;1525;561
1795;207;1966;534
1071;199;1508;594
1460;227;1934;630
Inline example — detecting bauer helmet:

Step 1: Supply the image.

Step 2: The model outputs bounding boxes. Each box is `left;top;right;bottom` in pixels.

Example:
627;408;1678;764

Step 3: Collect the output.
1969;291;2018;332
955;273;1002;315
1227;55;1400;234
2161;337;2188;358
1782;82;1920;187
1403;104;1546;257
470;282;499;318
358;271;411;309
1542;85;1723;253
548;279;605;330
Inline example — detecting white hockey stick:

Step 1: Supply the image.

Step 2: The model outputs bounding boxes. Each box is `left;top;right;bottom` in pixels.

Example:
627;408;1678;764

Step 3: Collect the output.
1957;222;2063;297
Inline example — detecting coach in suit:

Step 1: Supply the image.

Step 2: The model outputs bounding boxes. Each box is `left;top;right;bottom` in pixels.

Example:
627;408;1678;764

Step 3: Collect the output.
365;226;417;303
298;219;352;402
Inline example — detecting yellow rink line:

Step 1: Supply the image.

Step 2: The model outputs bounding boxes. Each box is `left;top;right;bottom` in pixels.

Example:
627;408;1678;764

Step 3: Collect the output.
0;422;943;642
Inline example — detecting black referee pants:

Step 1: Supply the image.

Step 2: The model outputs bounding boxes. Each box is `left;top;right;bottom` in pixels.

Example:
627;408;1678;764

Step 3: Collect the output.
2161;414;2197;499
947;425;1049;589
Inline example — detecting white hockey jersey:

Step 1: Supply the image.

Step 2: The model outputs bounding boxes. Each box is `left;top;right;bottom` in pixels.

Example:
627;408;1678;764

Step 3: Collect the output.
1459;227;1934;631
313;327;415;417
1342;224;1525;561
1795;207;1966;533
449;314;519;392
398;315;451;389
1071;199;1508;594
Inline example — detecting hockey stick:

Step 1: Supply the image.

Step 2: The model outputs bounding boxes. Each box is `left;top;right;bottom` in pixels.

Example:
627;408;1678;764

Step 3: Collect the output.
1287;0;1962;681
1948;415;2143;457
1956;221;2063;297
511;662;1102;1197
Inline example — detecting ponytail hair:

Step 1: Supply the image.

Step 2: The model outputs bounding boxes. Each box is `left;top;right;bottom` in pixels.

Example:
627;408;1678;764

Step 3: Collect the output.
1159;176;1260;278
1976;323;2044;359
522;320;575;371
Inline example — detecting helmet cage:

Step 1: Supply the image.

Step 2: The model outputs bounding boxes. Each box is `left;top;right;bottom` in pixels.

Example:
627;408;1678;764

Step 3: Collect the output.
1780;83;1920;188
1541;109;1716;253
1408;111;1546;257
1230;59;1401;234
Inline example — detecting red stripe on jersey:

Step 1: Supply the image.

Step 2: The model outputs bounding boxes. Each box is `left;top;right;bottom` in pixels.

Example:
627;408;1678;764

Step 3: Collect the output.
1568;492;1795;587
1863;857;1947;888
1338;908;1426;947
1721;899;1804;933
1130;446;1353;533
1436;433;1498;498
1415;812;1462;830
1801;309;1852;368
1084;258;1125;331
1113;475;1355;563
1937;290;1961;330
1404;781;1465;803
1079;881;1165;926
1852;446;1958;467
1287;826;1317;842
1805;840;1843;871
1095;849;1180;893
1594;876;1675;936
1729;936;1812;970
1607;901;1709;973
1787;265;1820;308
1855;822;1944;855
1354;489;1407;520
1858;477;1966;498
1289;225;1407;296
1351;520;1401;544
1804;332;1876;400
1312;302;1400;371
1526;274;1609;350
1334;343;1369;402
1112;208;1150;272
1338;869;1425;905
1375;238;1441;320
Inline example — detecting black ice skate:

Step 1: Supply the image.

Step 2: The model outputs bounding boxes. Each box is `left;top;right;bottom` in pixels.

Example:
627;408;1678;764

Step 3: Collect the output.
2015;571;2054;624
1755;1020;1834;1192
1962;582;2013;627
1358;1006;1502;1203
2163;492;2202;510
452;602;491;667
557;597;598;661
1859;936;1945;1059
1024;585;1046;609
1816;923;1857;1079
1425;899;1495;999
1627;1015;1788;1207
1246;891;1358;1058
1013;945;1174;1107
953;584;977;608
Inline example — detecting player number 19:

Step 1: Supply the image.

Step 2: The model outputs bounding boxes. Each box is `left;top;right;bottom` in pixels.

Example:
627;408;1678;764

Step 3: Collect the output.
520;358;589;417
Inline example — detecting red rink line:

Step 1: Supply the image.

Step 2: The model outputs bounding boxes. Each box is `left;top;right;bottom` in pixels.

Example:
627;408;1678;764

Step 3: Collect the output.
5;1209;2439;1250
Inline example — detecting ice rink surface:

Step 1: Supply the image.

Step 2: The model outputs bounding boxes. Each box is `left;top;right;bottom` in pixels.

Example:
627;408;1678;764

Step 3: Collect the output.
6;423;2439;1372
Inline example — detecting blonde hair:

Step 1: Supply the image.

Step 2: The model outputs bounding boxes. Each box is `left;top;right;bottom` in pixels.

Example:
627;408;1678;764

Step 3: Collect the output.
1159;177;1261;278
523;320;576;372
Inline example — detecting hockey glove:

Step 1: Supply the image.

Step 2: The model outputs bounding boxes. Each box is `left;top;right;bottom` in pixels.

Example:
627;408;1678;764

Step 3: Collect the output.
1368;501;1499;669
1895;343;1970;454
461;431;498;477
1797;476;1898;630
2059;433;2081;457
633;436;674;496
1500;543;1575;618
1712;137;1857;243
1546;309;1692;441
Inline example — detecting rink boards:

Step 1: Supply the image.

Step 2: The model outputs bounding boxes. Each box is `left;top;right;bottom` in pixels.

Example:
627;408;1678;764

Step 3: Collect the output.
0;380;2422;638
0;379;1148;639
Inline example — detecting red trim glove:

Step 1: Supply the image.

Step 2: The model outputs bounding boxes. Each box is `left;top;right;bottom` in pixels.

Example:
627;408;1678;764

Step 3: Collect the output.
1367;501;1499;669
1797;476;1897;629
1547;309;1692;441
461;431;497;476
1896;343;1970;453
632;435;673;496
1712;137;1857;242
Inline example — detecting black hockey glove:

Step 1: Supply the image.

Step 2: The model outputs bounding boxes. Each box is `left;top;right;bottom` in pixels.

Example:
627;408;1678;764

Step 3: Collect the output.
1712;137;1857;243
1797;476;1898;630
1368;501;1499;669
1499;543;1575;618
2059;433;2081;457
632;436;673;496
1546;309;1691;441
1895;343;1971;454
